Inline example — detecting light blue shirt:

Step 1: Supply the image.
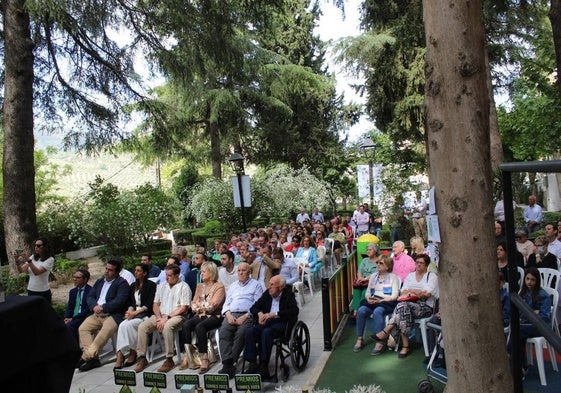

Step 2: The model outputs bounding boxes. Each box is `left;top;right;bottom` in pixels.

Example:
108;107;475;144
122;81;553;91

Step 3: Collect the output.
221;277;263;314
524;204;543;223
280;258;299;285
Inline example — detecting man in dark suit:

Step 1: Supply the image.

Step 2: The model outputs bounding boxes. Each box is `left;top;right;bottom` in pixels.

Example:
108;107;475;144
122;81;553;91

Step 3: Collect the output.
243;275;299;379
77;258;129;371
63;268;93;341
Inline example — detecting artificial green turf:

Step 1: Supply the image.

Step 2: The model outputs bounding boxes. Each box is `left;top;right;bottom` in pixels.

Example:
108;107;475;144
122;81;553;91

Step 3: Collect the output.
315;323;444;393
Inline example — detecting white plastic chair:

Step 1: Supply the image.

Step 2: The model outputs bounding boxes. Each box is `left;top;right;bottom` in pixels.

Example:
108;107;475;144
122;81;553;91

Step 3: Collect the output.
538;267;560;291
295;258;314;296
517;266;525;291
284;251;295;260
525;287;560;386
323;238;337;272
147;328;183;363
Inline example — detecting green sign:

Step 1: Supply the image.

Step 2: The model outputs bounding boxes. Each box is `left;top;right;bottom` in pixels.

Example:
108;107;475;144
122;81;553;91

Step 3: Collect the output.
114;370;136;386
149;387;162;393
234;374;262;391
175;374;200;389
204;373;230;390
143;371;167;389
118;386;133;393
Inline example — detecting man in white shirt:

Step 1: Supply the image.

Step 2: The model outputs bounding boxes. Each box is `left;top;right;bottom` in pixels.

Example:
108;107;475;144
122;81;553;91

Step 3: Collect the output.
120;267;135;285
295;208;310;225
218;262;264;378
135;265;192;373
219;250;239;290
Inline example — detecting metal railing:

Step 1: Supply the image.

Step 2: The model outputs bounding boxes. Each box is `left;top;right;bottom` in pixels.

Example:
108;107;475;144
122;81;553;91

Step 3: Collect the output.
321;251;357;350
501;159;561;393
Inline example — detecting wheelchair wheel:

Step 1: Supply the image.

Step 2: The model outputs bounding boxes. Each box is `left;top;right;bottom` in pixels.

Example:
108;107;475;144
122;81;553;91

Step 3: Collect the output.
289;321;310;371
417;379;434;393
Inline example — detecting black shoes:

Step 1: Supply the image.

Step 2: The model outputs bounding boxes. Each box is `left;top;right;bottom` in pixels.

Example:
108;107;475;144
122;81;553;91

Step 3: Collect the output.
79;358;101;372
218;364;236;379
244;362;259;374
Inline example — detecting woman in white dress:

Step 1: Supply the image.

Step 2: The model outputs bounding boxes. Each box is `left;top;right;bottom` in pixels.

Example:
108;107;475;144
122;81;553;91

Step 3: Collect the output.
114;263;157;369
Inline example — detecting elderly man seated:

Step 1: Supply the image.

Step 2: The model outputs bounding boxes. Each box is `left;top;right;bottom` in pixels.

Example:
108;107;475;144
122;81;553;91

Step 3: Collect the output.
218;262;264;378
243;275;299;379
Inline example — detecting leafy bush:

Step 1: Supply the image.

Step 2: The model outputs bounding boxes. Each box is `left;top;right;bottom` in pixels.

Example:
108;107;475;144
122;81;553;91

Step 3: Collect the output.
0;266;27;295
39;179;180;254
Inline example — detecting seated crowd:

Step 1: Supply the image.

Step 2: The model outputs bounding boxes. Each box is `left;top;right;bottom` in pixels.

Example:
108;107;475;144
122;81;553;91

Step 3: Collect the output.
63;213;351;377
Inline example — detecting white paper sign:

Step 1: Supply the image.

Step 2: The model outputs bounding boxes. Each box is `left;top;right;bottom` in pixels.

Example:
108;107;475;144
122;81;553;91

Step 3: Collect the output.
427;215;441;243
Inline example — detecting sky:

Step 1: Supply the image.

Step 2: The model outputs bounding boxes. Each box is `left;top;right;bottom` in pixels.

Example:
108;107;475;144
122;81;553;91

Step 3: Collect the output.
315;0;375;143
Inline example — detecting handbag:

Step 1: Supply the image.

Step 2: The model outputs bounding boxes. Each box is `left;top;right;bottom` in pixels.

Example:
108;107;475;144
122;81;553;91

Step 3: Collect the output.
397;294;420;302
185;338;218;369
352;278;368;289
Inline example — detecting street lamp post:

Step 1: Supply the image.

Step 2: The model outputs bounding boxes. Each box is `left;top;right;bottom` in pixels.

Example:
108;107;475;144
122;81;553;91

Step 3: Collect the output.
361;137;376;206
228;152;247;233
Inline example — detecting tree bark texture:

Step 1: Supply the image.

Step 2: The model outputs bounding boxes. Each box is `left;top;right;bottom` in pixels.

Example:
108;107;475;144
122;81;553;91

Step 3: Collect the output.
485;48;504;171
423;1;513;392
2;0;38;272
550;0;561;92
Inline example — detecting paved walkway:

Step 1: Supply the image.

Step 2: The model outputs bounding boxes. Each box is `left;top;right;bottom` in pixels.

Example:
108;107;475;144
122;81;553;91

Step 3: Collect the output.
70;287;328;392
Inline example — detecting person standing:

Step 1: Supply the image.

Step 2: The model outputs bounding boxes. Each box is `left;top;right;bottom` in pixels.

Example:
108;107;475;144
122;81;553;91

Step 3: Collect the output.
524;195;543;234
411;192;427;242
15;237;55;303
295;208;310;225
353;205;371;236
63;268;93;341
311;207;325;223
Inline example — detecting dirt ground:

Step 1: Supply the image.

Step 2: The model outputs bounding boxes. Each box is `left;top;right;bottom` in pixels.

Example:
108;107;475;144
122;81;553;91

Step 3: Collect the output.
50;256;105;305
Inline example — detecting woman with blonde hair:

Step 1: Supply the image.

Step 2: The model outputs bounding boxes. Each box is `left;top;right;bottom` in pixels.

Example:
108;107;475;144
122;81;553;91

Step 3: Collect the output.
180;262;225;373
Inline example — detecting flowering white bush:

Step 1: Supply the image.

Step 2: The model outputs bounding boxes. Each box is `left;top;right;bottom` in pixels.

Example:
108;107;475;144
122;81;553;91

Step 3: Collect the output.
185;165;331;229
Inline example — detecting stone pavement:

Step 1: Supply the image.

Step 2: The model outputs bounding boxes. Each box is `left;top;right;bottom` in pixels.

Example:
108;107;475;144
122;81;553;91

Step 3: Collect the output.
69;286;329;393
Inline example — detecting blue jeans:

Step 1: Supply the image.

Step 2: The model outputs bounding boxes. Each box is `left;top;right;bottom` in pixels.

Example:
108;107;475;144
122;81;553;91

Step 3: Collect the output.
356;301;397;337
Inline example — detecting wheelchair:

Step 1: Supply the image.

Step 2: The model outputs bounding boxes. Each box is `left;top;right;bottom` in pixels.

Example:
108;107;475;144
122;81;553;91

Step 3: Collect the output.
269;320;311;382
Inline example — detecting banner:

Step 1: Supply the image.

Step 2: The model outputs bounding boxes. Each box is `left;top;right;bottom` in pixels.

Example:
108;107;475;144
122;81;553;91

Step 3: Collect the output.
357;164;383;202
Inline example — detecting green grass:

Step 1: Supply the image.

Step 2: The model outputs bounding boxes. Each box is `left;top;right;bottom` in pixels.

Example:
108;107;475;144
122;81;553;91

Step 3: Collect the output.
315;322;444;393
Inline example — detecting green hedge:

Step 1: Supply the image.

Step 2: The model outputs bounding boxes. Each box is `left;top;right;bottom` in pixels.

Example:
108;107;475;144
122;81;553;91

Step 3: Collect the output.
174;228;199;245
0;266;27;296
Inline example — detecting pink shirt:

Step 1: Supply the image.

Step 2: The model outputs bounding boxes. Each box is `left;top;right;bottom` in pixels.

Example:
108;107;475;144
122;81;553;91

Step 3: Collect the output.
392;252;416;282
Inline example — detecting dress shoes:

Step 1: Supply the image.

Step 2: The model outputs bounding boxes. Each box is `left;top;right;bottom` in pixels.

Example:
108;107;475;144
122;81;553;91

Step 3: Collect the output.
79;358;101;372
218;364;237;379
244;361;259;374
157;358;176;373
134;356;149;373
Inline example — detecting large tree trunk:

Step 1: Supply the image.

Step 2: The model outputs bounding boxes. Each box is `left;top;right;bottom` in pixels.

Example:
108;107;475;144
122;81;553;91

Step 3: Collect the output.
550;0;561;92
423;1;513;392
2;0;38;273
485;48;504;171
